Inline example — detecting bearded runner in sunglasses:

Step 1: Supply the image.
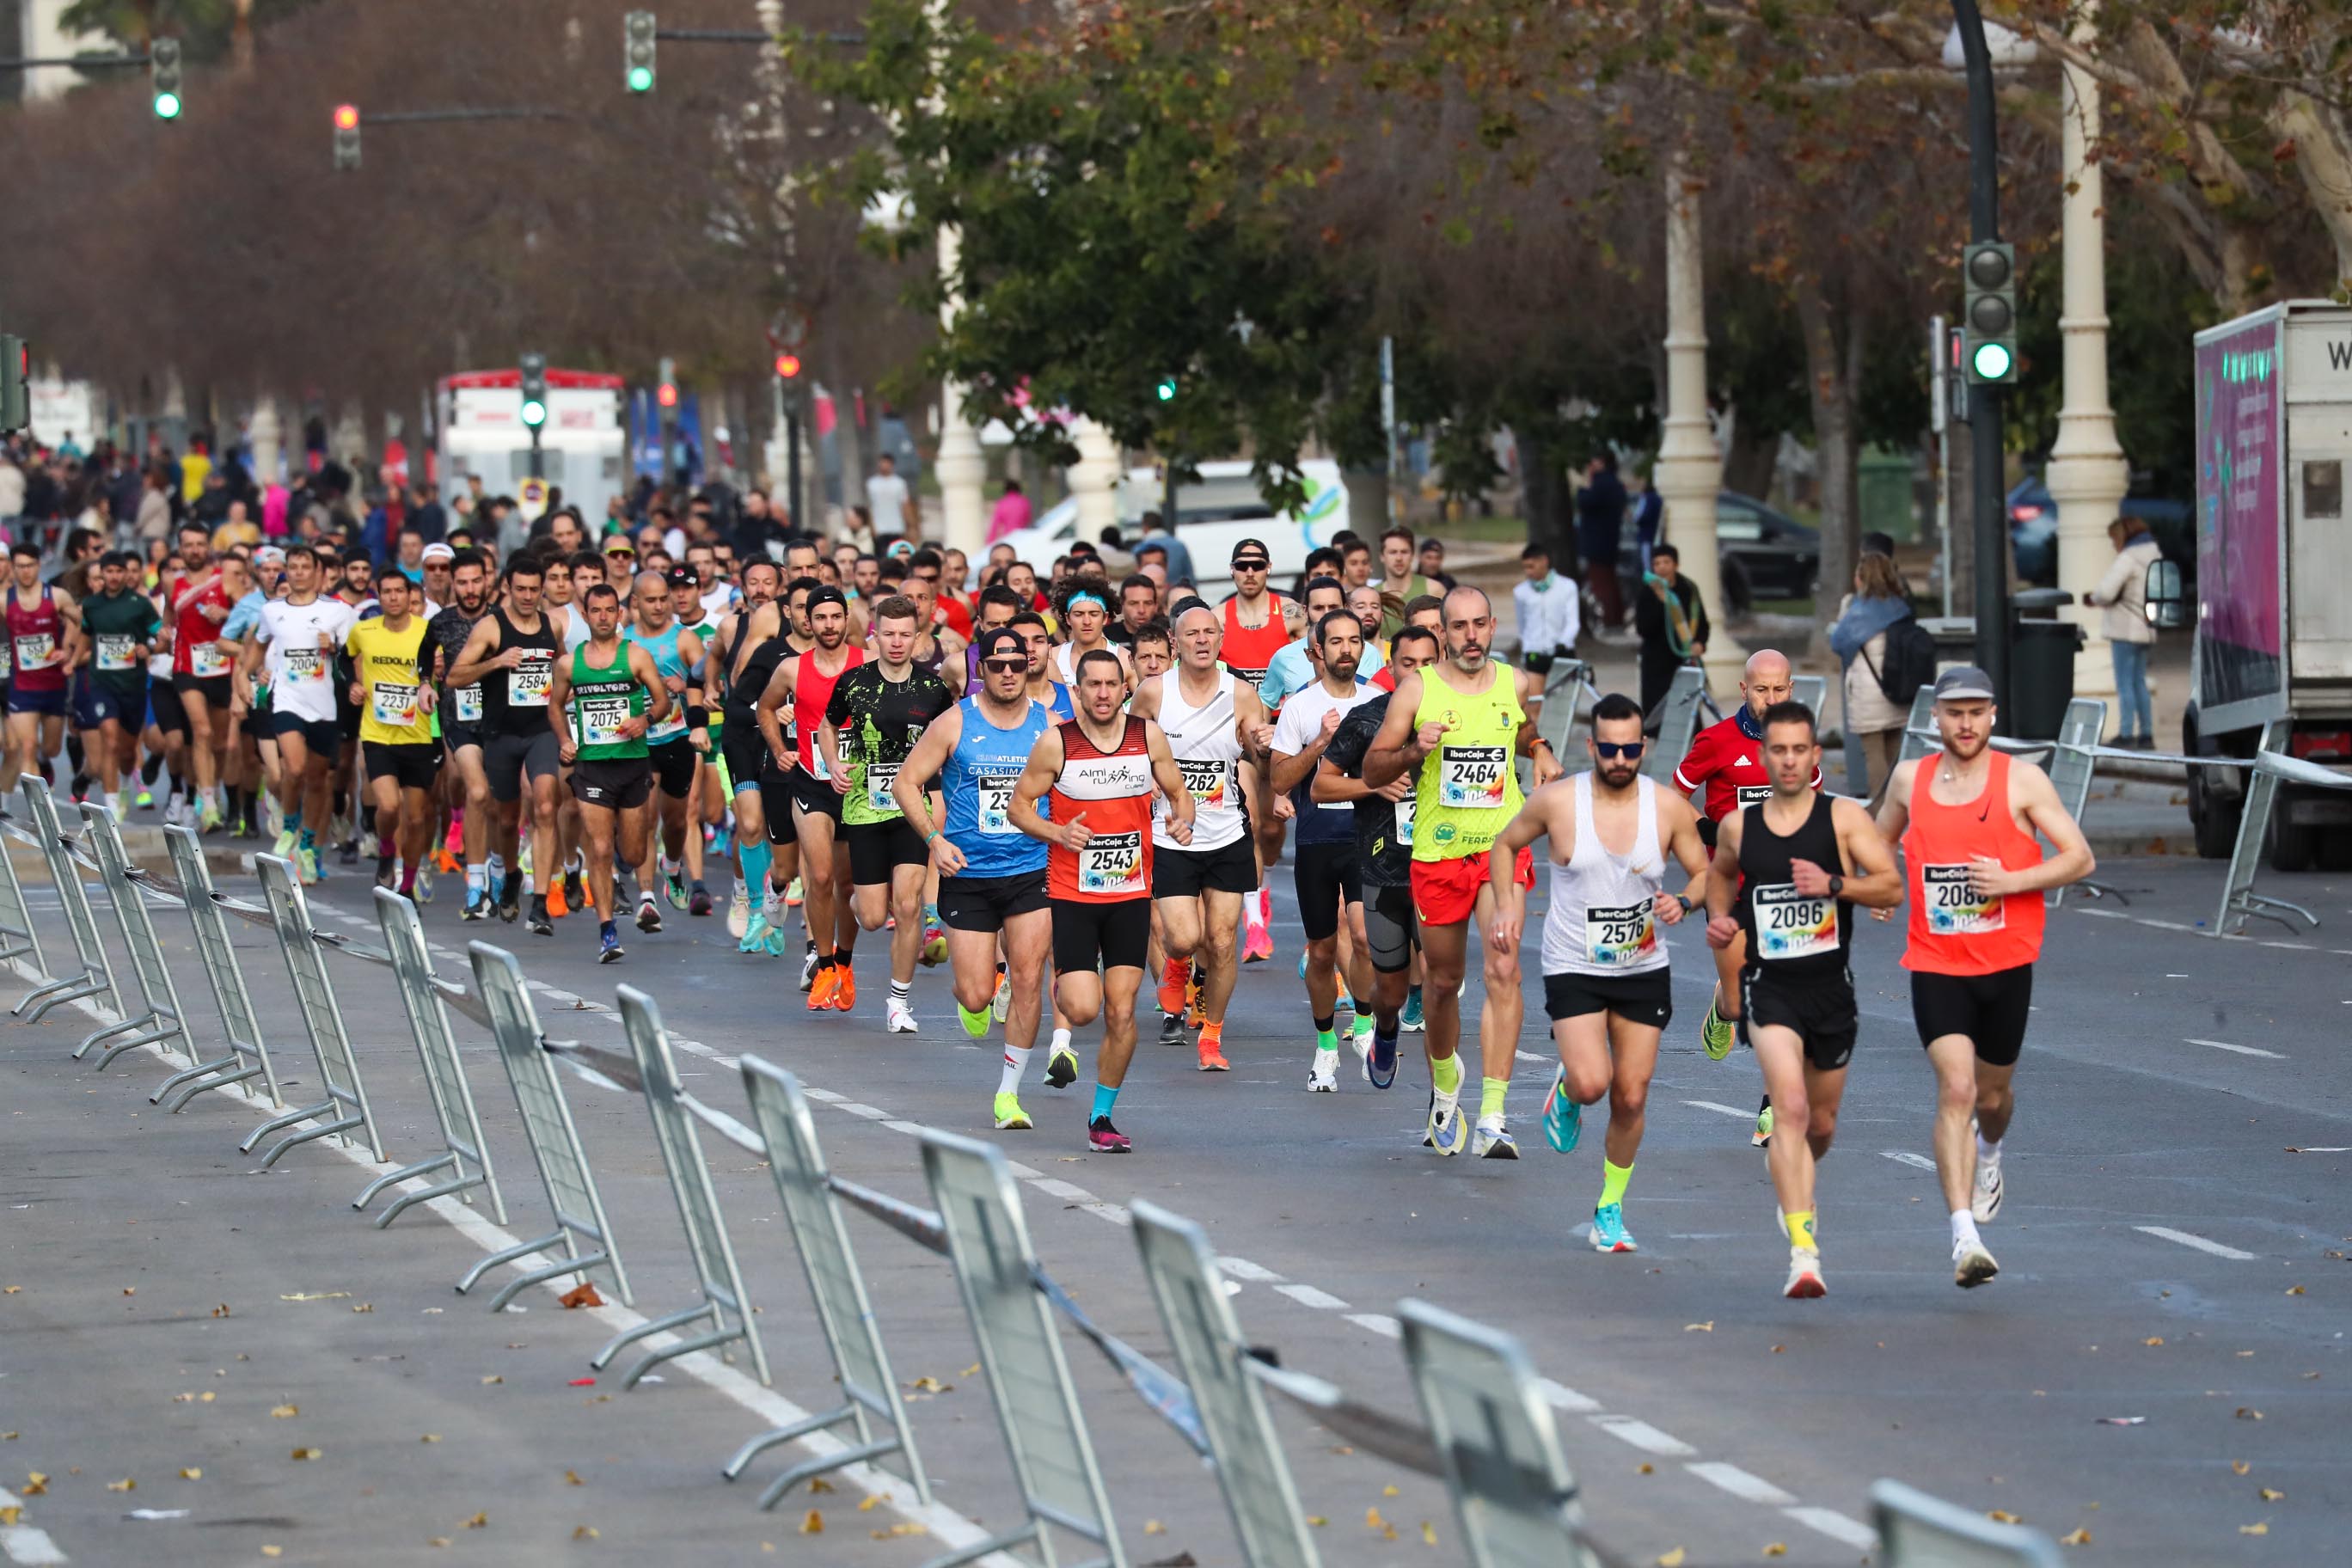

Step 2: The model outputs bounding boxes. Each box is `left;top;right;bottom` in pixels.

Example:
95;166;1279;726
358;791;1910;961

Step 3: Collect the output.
1703;700;1902;1299
1487;693;1710;1254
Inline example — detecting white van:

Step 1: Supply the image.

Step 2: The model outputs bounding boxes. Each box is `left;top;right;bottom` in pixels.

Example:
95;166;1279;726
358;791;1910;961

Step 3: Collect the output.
990;458;1351;593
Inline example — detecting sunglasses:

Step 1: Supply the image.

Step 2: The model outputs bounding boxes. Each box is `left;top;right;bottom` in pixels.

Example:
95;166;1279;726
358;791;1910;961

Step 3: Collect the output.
1593;740;1645;760
1232;559;1270;571
981;658;1026;674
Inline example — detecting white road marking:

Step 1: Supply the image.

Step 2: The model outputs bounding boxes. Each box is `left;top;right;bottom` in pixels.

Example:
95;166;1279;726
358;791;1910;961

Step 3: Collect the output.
1534;1378;1601;1414
2135;1225;2257;1261
1344;1313;1402;1339
1216;1257;1283;1283
882;1120;927;1136
2185;1037;2284;1059
1273;1283;1351;1311
1079;1202;1132;1227
834;1102;890;1119
1589;1415;1695;1457
1032;1178;1094;1203
1785;1504;1878;1550
799;1085;842;1102
2292;1146;2350;1154
1686;1461;1796;1506
1880;1150;1937;1171
0;1526;68;1566
1683;1099;1752;1120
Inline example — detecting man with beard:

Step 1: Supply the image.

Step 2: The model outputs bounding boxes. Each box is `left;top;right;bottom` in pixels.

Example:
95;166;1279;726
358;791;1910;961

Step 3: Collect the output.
428;549;497;916
758;586;863;1007
546;582;671;965
623;568;709;928
1487;693;1711;1255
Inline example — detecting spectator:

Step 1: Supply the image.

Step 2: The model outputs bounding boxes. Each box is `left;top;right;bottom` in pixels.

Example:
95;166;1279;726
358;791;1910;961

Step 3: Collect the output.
865;452;916;537
1829;551;1914;803
1512;542;1580;677
1130;508;1195;588
410;481;447;544
1577;451;1627;627
1627;464;1664;562
989;477;1032;542
395;526;428;584
2085;516;2164;748
1633;542;1709;717
136;464;174;548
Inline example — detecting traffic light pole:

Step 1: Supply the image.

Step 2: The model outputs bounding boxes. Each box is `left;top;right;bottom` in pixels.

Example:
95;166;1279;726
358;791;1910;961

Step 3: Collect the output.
1951;0;2010;716
529;425;544;481
785;389;805;537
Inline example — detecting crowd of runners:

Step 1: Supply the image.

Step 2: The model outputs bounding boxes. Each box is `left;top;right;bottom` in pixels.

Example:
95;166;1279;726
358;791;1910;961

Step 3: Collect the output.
5;510;2094;1297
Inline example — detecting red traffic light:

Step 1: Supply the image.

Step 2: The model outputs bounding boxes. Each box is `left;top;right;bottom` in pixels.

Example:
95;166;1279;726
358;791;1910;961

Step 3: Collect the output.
656;383;678;409
773;353;801;380
334;103;359;131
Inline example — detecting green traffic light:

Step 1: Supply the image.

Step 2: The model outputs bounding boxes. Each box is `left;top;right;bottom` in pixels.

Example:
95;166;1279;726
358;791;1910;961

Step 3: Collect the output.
521;398;547;427
1155;378;1177;402
153;91;182;120
1970;340;2013;381
627;65;653;92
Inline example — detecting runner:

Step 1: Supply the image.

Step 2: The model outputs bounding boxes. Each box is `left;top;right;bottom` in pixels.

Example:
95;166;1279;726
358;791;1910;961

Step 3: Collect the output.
167;534;239;830
1673;647;1815;1148
761;586;863;1008
1130;603;1272;1072
1219;538;1292;964
228;547;351;884
1875;666;2094;1288
546;582;671;964
345;567;441;897
1701;699;1902;1298
1048;581;1132;687
1267;606;1380;1089
1487;693;1711;1253
704;561;788;946
1;542;82;799
818;594;953;1034
1362;586;1559;1158
426;549;496;918
622;568;708;931
77;550;160;819
894;628;1069;1126
445;557;564;933
1008;648;1196;1151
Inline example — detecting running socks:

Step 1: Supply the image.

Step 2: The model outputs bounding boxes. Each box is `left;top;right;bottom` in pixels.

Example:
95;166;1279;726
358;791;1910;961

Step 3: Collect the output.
399;864;418;894
889;979;912;1006
1050;1026;1074;1057
1950;1210;1981;1252
1090;1083;1119;1124
1599;1160;1634;1210
1159;955;1191;1014
1976;1130;2001;1167
1314;1015;1337;1053
739;839;773;915
1430;1051;1462;1097
998;1044;1031;1093
1786;1210;1818;1253
1479;1076;1509;1121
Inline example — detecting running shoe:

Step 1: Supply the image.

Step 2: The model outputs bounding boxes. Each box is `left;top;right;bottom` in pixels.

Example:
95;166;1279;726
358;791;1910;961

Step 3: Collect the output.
564;865;586;911
885;998;918;1035
785;875;803;908
1541;1069;1583;1154
992;974;1011;1024
432;847;461;874
799;946;820;989
598;928;625;965
1363;1028;1398;1089
832;966;857;1012
727;882;750;939
135;789;153;810
1044;1044;1080;1089
993;1092;1032;1131
739;912;775;954
807;966;839;1010
1472;1115;1518;1160
762;921;792;958
338;838;360;867
547;879;570;918
296;844;322;885
462;889;487;922
1752;1102;1774;1149
1589;1203;1637;1254
711;823;732;858
273;826;298;860
1425;1090;1467;1156
689;884;712;917
1087;1117;1131;1153
1784;1248;1826;1299
415;865;435;904
1242;922;1272;964
957;1001;992;1040
1700;994;1735;1061
921;918;947;967
528;899;554;937
1973;1152;2005;1222
636;897;664;934
1400;989;1424;1033
1953;1239;2000;1289
665;871;689;911
375;863;396;891
1157;1012;1188;1046
1196;1034;1230;1072
1307;1050;1339;1093
199;799;225;832
498;885;521;924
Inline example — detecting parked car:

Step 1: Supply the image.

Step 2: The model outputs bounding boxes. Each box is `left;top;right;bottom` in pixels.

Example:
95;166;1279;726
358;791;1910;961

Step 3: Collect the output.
2006;475;2193;587
1614;490;1820;615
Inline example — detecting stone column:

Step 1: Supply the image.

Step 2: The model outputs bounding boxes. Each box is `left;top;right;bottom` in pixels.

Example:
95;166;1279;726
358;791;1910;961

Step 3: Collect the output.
2044;3;2128;699
933;224;989;554
248;395;282;484
1069;416;1121;540
1651;156;1740;690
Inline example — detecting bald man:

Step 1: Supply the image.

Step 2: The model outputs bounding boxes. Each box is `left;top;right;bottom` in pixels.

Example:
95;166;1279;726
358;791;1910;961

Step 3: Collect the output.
1671;650;1819;1148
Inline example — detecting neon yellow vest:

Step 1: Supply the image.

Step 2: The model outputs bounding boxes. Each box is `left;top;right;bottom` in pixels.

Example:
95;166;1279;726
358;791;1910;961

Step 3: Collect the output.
1410;661;1525;861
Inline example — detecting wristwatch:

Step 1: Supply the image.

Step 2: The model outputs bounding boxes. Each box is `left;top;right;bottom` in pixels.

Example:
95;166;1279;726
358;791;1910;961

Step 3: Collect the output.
1675;893;1695;915
1828;873;1846;898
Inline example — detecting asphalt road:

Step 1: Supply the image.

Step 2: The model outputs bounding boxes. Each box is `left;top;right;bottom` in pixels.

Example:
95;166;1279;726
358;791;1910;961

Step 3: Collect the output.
2;836;2345;1567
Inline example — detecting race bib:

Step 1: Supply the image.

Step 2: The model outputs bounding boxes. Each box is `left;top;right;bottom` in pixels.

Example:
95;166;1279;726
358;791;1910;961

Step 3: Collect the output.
453;685;483;723
1438;744;1509;808
1922;864;2005;935
371;680;420;727
807;743;830;782
1077;830;1145;896
1736;784;1773;809
1395;792;1415;848
867;759;902;814
191;640;230;677
1583;902;1658;968
279;645;324;682
1178;756;1230;805
508;659;551;707
1753;885;1839;961
977;769;1019;835
577;695;631;746
0;645;13;678
95;634;138;671
12;633;52;671
647;705;687;742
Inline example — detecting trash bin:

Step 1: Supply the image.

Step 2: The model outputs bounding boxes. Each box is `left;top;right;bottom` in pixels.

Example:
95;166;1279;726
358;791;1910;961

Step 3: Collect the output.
2008;589;2083;740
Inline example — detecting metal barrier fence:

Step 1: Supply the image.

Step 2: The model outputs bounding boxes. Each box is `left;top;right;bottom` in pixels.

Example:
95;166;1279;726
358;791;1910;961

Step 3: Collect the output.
11;778;124;1038
72;801;191;1070
153;824;283;1112
1641;665;1711;783
248;854;385;1169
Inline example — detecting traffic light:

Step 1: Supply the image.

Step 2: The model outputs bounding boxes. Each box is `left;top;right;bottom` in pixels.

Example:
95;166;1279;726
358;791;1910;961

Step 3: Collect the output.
332;103;361;170
519;353;548;429
774;352;801;381
657;356;679;410
1155;375;1178;402
624;10;658;94
1962;241;2018;384
0;336;28;434
150;38;182;120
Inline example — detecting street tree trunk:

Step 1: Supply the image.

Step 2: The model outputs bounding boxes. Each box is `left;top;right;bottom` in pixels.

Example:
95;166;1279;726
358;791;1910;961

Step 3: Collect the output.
1797;279;1863;639
1517;424;1572;571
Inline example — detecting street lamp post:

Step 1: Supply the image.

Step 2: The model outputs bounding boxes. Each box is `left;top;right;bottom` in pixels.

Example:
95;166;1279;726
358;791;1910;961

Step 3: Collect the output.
1651;154;1739;694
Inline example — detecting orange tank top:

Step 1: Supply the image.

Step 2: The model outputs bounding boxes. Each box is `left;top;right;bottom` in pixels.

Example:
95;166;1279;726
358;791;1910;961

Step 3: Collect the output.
1044;716;1157;903
1901;749;2046;975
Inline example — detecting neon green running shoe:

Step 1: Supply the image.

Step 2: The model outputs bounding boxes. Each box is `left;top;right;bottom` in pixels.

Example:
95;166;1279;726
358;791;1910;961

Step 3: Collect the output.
958;1001;992;1040
992;1092;1032;1130
1753;1102;1775;1149
1700;994;1735;1061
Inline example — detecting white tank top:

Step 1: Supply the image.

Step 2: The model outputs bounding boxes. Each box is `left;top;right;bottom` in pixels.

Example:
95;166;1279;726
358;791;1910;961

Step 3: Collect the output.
1542;772;1671;977
1152;668;1246;852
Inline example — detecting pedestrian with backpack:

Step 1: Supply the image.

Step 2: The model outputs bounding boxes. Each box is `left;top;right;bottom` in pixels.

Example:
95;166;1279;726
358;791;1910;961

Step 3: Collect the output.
1830;551;1928;805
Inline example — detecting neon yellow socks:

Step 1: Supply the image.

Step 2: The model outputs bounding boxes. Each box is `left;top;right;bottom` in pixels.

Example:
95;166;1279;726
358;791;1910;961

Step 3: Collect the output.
1785;1210;1817;1253
1599;1160;1633;1210
1430;1052;1463;1097
1479;1076;1509;1121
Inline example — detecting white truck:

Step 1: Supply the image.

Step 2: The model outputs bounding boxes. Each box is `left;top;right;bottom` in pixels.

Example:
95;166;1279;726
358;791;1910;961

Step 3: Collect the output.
2182;301;2352;869
989;457;1351;593
435;369;628;524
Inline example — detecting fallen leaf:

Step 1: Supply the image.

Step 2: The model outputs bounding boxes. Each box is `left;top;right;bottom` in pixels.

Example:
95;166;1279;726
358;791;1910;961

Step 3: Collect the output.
560;1283;605;1309
1366;1507;1387;1530
872;1522;927;1538
106;1478;135;1492
262;1548;283;1559
2240;1522;2269;1536
173;1393;193;1404
1381;1484;1400;1498
1771;1344;1785;1354
2235;1407;2263;1420
801;1510;823;1534
1422;1521;1438;1546
1988;1510;2022;1523
857;1496;882;1512
1382;1524;1400;1540
2286;1285;2305;1295
1638;1463;1655;1475
464;1511;487;1528
481;1375;504;1386
1329;1446;1354;1456
3;1286;18;1294
25;1473;47;1495
1657;1550;1687;1568
279;1292;348;1302
565;1470;584;1487
179;1468;201;1480
2260;1487;2285;1501
573;1526;598;1540
908;1376;951;1393
2061;1528;2092;1546
1764;1545;1788;1558
0;1434;12;1441
420;1435;441;1444
0;1507;17;1527
1144;1519;1165;1534
1306;1516;1327;1527
352;1302;373;1314
2232;1461;2251;1475
806;1477;834;1494
426;1538;450;1548
122;1287;134;1296
1683;1321;1713;1332
211;1304;230;1318
271;1404;298;1419
199;1393;213;1403
291;1449;322;1461
2143;1337;2164;1347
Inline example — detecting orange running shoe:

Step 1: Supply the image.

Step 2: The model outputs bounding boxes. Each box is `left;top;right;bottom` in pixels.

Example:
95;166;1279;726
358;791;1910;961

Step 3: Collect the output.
806;965;839;1011
432;847;461;874
1196;1024;1230;1072
547;879;570;918
1185;970;1205;1029
1157;956;1191;1018
832;963;857;1012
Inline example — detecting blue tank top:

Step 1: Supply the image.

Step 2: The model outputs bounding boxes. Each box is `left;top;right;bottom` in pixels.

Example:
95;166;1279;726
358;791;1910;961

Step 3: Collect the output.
1044;682;1075;723
941;695;1052;879
625;620;689;745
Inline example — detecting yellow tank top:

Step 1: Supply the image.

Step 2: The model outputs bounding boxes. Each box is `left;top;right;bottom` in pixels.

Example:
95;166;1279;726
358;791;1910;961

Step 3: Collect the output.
1410;661;1525;861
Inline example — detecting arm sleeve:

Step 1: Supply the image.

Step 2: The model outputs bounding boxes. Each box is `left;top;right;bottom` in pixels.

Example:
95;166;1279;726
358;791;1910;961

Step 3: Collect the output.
824;677;854;728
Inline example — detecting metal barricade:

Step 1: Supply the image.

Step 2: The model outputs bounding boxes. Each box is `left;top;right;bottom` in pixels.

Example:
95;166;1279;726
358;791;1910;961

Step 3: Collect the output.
11;779;126;1038
460;942;634;1313
1534;658;1603;772
1790;672;1827;727
0;795;47;979
2044;698;2122;908
2217;719;2322;935
597;986;769;1388
1399;1298;1599;1568
921;1130;1125;1568
1872;1478;2055;1565
728;1055;934;1506
152;824;283;1113
1130;1201;1320;1568
243;854;387;1168
71;802;193;1072
352;889;507;1228
1640;665;1709;782
1895;687;1939;767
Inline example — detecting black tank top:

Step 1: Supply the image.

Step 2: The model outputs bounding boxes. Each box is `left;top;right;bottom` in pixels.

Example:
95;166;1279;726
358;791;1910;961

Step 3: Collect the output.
484;607;561;738
726;633;792;726
1735;792;1853;983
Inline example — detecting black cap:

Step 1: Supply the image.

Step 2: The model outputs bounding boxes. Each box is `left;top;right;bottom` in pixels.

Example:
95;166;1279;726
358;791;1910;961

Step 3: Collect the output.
1229;538;1271;567
976;628;1027;662
806;585;848;613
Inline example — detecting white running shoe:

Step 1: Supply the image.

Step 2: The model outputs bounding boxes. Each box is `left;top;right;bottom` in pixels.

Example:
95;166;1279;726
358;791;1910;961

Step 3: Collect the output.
992;975;1011;1023
727;882;750;939
1471;1115;1519;1160
1972;1156;2004;1222
1953;1238;2000;1289
1307;1050;1338;1093
885;999;918;1035
1784;1248;1826;1299
799;946;821;992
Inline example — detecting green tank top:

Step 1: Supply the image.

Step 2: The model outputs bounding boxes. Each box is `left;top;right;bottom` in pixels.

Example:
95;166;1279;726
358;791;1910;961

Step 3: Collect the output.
568;640;647;761
1410;661;1525;861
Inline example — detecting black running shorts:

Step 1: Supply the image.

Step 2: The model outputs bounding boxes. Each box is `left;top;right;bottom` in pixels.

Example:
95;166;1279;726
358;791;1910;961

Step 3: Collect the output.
1051;897;1151;975
1292;840;1363;942
1544;967;1675;1028
362;740;442;793
1739;966;1858;1073
1364;883;1418;974
1155;834;1256;900
847;817;929;885
1909;964;2034;1068
571;756;652;812
939;870;1049;934
648;738;698;799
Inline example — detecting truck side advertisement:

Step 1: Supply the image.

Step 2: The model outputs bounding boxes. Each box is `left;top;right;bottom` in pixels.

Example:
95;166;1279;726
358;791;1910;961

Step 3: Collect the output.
2195;315;2283;716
